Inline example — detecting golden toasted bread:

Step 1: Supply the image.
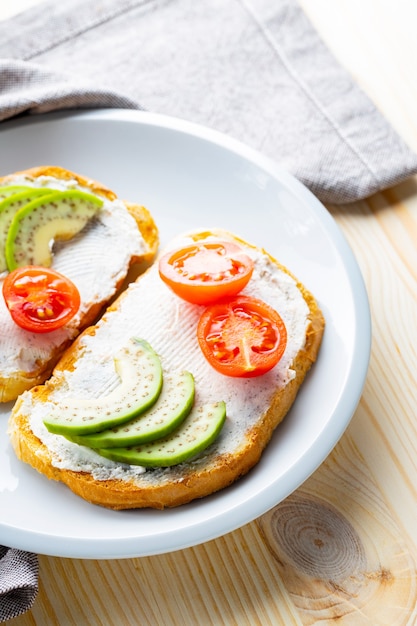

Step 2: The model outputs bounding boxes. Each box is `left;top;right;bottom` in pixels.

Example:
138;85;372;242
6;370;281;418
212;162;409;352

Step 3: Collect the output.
0;166;158;401
8;229;324;508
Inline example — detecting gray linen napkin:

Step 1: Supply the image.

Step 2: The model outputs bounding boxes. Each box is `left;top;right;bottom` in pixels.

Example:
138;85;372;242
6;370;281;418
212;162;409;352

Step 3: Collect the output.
0;547;38;622
0;59;141;121
0;0;417;620
1;0;417;203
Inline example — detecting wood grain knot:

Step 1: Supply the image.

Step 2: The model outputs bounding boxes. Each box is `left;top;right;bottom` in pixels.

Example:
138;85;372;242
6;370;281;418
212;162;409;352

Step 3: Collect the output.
263;494;366;582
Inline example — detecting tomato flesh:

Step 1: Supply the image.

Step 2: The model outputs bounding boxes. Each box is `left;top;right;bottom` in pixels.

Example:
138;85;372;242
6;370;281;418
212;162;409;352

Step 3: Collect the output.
2;266;81;333
158;240;254;304
197;296;287;377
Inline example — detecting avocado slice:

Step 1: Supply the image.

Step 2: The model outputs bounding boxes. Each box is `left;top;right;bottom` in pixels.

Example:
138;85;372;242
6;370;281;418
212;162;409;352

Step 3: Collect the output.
5;189;103;270
0;187;56;272
68;370;195;448
96;401;227;467
0;185;37;200
43;339;163;436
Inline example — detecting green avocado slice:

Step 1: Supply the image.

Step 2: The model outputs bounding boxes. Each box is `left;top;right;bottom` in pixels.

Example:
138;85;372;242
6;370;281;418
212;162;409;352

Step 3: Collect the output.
67;370;195;448
43;339;163;436
0;185;38;200
5;189;103;270
0;187;56;272
96;401;227;467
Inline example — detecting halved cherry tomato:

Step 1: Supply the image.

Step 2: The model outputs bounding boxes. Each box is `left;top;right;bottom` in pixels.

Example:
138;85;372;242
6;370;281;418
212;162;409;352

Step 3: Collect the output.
2;266;81;333
158;240;254;305
197;295;287;377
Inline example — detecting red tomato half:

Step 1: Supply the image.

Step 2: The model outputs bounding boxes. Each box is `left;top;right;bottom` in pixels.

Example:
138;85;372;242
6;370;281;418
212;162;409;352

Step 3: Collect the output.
158;240;254;305
197;295;287;377
2;266;81;333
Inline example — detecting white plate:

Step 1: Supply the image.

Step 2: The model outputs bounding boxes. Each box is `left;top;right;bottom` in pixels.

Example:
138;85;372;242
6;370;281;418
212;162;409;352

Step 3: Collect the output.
0;110;370;559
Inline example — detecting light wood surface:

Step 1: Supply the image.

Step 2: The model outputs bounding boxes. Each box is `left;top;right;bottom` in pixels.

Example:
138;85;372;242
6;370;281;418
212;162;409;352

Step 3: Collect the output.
4;1;417;624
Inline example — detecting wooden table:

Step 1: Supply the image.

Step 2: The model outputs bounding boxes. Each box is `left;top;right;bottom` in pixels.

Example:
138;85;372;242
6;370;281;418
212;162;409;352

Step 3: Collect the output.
3;1;417;624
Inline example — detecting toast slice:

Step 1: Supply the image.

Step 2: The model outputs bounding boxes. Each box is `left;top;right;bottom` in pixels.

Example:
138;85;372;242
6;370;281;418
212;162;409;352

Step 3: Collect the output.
0;166;158;401
8;229;324;509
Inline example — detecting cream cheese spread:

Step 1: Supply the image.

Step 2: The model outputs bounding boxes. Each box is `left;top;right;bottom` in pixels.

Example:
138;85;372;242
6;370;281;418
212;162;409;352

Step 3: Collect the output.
22;238;310;482
0;175;147;377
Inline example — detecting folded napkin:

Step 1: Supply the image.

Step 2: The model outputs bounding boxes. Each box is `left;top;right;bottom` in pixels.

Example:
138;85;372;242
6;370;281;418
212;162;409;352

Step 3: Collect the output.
1;0;417;204
0;0;416;620
0;59;140;121
0;547;38;622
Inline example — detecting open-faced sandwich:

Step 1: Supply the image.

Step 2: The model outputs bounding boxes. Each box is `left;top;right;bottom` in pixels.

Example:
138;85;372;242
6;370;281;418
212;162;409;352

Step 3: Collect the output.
0;166;158;402
8;227;325;509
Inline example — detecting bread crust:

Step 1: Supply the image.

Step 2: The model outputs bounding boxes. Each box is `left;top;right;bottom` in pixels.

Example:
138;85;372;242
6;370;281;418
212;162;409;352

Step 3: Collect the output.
8;230;324;509
0;166;158;402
